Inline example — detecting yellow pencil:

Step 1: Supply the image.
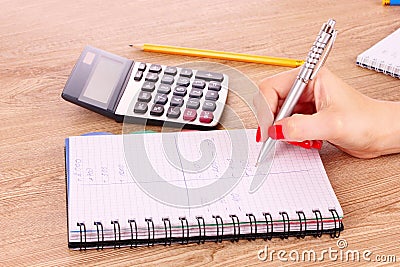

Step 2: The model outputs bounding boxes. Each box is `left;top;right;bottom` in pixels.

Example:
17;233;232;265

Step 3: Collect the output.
130;43;304;68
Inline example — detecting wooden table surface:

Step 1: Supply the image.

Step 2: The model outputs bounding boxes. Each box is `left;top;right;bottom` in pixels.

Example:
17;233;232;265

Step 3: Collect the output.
1;0;399;266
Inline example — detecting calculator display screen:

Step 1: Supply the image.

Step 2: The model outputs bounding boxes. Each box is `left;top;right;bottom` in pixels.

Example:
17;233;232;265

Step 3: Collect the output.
82;56;125;107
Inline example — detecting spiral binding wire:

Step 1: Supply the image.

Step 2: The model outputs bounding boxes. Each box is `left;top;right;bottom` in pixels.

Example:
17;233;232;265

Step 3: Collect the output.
212;215;223;243
229;215;240;242
179;217;189;245
74;208;343;248
94;222;104;250
246;213;257;241
296;211;307;239
128;219;138;248
196;216;206;244
162;218;172;246
329;209;341;238
263;212;273;240
357;56;400;79
145;218;155;246
279;212;290;239
77;222;86;250
313;210;323;238
111;221;121;248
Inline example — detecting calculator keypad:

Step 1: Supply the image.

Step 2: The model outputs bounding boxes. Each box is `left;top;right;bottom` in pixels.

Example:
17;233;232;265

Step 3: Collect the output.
115;61;229;127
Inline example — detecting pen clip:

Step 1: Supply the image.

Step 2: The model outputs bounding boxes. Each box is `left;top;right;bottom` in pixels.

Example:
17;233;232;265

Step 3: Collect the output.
310;30;338;80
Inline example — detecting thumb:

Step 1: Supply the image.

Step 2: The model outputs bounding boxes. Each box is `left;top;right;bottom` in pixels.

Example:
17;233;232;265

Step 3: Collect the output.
271;112;337;142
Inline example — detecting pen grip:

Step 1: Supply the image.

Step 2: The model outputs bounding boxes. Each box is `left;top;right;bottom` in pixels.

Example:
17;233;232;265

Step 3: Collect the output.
275;79;307;122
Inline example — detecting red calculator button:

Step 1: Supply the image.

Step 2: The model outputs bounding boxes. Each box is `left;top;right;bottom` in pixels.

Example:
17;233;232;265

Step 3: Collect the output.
199;111;214;123
183;108;197;121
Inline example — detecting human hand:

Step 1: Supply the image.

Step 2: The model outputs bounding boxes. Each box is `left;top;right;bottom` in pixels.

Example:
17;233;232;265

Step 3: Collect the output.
254;67;400;158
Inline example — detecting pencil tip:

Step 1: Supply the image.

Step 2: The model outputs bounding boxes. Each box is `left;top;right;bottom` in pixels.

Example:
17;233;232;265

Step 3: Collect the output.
129;44;143;50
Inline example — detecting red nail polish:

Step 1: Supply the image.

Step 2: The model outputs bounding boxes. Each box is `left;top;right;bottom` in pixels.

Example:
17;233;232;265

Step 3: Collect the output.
311;140;323;150
287;141;312;149
268;125;285;140
256;126;261;142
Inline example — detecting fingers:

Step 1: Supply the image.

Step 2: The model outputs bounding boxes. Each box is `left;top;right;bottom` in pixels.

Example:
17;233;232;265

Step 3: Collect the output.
269;112;341;142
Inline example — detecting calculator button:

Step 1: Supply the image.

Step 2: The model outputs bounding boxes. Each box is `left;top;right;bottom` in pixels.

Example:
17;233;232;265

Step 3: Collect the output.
164;66;177;76
170;96;184;107
202;101;216;111
134;102;148;114
134;71;143;81
145;72;159;82
199;111;214;123
177;77;190;87
150;104;164;116
180;68;193;78
205;91;219;101
189;88;203;98
208;81;222;91
149;64;162;73
158;84;171;94
138;63;147;71
138;91;152;102
154;93;168;105
161;74;175;85
183;108;197;121
142;82;155;92
173;86;187;96
192;79;206;89
167;106;181;118
186;98;200;109
195;71;224;82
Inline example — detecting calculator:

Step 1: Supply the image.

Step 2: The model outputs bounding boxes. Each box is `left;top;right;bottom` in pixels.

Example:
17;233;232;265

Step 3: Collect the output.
62;46;229;128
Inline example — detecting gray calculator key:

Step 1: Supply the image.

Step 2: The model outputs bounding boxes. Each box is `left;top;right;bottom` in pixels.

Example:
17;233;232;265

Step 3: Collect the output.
186;98;200;109
149;64;162;73
150;104;164;116
161;74;175;85
177;77;190;87
154;93;168;105
134;102;148;114
158;84;171;94
192;79;206;89
145;72;159;82
208;81;222;91
170;96;184;107
138;91;152;102
167;106;181;118
164;66;177;76
134;70;143;81
189;88;203;98
142;81;155;92
173;86;187;96
195;71;224;82
180;68;193;78
202;101;216;111
205;90;219;101
138;63;147;71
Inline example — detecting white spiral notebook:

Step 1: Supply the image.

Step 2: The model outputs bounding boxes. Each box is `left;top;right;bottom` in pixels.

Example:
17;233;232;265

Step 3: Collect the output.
65;129;343;249
356;28;400;78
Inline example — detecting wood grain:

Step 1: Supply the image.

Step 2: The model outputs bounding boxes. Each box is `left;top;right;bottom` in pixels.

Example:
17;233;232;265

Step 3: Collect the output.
0;0;399;266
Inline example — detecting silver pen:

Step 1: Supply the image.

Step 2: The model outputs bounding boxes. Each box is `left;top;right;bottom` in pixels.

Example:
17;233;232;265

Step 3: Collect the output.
255;19;338;166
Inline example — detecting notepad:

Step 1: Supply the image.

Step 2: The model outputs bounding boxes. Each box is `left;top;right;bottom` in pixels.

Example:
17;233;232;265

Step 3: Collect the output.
65;129;343;249
356;28;400;78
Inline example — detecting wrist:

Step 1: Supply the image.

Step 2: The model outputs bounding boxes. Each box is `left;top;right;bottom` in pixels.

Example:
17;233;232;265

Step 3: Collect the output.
372;100;400;156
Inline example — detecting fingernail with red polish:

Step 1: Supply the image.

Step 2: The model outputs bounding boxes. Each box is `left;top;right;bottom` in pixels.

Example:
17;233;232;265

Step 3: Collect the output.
256;126;261;142
268;125;285;140
287;141;312;149
311;140;323;150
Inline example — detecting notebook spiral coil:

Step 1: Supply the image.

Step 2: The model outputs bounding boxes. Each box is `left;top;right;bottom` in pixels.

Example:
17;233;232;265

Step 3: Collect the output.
356;56;400;79
73;208;343;250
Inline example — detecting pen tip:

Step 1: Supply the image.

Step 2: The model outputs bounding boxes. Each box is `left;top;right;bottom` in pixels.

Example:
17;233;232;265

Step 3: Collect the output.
128;44;133;47
129;44;143;50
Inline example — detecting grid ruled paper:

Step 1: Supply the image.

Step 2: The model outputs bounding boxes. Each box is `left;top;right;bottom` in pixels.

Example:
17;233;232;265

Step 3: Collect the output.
66;129;343;243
